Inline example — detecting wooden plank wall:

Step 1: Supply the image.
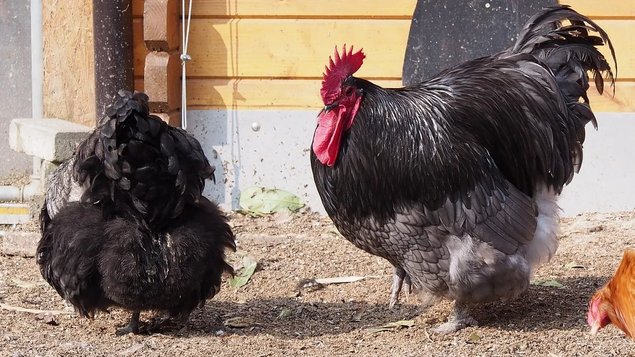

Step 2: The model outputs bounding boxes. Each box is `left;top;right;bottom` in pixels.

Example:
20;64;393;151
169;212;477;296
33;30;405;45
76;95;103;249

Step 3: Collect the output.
43;0;96;126
132;0;634;111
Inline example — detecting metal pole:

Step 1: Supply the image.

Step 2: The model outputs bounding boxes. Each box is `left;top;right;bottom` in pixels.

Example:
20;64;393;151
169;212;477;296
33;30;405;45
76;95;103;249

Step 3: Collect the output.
92;0;134;121
30;0;43;120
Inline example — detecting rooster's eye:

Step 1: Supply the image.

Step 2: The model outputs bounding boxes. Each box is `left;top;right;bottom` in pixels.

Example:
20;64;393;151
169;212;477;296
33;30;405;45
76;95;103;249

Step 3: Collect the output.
345;87;355;97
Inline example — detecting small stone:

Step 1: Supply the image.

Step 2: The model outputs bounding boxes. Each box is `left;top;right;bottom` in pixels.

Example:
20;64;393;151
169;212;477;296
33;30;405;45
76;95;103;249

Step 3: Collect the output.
36;313;59;326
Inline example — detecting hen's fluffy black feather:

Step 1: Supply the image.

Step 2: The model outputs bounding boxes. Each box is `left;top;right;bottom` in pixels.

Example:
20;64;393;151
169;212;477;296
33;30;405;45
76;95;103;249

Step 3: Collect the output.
68;91;214;227
38;90;235;332
37;198;234;319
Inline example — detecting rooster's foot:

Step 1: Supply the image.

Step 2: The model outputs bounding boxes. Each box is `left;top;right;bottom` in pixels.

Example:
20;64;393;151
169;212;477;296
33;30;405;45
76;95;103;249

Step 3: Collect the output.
389;267;412;309
433;303;478;334
116;310;141;336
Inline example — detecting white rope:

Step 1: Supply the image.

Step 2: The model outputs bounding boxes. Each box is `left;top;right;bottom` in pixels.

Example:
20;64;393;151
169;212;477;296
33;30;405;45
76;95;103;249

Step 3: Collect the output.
180;0;194;130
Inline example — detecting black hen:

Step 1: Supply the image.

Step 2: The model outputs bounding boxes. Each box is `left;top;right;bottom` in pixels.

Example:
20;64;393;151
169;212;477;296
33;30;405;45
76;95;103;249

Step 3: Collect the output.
37;91;235;334
310;6;616;333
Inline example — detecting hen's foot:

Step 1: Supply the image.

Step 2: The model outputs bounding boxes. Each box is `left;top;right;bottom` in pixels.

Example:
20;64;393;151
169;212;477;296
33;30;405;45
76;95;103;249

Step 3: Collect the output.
115;311;140;336
433;303;478;334
389;267;412;309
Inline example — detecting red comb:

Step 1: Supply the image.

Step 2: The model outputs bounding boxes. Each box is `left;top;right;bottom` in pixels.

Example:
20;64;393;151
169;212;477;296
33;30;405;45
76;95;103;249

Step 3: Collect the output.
320;45;365;105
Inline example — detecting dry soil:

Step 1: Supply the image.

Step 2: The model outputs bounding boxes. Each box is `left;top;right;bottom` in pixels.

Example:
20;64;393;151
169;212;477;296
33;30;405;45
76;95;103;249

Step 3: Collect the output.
1;204;635;356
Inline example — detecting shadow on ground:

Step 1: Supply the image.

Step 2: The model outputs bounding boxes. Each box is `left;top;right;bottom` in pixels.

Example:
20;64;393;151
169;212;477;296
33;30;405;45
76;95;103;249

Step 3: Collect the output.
475;276;607;332
161;298;421;339
142;275;608;339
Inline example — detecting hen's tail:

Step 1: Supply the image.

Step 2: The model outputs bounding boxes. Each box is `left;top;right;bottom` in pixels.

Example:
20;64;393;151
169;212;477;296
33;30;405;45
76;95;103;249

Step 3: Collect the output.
74;90;214;226
511;5;616;126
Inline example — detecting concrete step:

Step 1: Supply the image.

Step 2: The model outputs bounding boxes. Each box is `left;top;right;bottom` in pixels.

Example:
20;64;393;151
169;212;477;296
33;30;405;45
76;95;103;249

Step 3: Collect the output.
0;203;31;225
9;118;91;163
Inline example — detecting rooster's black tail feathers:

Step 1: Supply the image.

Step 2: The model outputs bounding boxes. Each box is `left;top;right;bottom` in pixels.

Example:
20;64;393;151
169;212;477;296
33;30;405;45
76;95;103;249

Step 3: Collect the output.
512;5;616;103
509;5;616;173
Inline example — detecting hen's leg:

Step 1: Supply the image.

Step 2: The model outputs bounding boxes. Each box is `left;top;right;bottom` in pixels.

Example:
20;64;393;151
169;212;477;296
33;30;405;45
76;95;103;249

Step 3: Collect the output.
389;267;412;308
433;302;478;334
116;310;141;335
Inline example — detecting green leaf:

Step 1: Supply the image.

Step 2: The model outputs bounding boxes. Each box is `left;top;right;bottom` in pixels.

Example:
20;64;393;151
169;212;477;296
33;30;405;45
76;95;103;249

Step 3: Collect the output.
531;279;564;288
228;256;258;288
239;186;304;215
277;308;293;319
467;332;482;343
367;320;415;333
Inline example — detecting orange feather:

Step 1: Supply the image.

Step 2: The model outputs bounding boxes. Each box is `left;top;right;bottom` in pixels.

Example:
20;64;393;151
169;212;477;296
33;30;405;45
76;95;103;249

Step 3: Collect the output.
590;248;635;337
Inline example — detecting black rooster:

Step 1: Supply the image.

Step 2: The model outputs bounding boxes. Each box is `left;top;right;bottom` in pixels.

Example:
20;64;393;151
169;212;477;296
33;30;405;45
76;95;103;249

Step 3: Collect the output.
311;6;616;333
37;91;235;335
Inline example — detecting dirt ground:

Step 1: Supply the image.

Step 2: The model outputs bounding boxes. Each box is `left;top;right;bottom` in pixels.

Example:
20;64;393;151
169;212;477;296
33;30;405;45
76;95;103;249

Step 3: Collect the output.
2;202;635;356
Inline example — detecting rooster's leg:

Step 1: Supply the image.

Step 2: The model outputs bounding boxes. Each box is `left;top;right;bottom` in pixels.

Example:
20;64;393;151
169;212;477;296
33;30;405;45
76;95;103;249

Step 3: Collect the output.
433;302;478;334
389;267;412;308
116;310;141;336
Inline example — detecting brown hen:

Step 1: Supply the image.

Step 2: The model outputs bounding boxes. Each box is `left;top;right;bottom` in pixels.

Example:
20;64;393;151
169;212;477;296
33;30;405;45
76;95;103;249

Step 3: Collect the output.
588;248;635;337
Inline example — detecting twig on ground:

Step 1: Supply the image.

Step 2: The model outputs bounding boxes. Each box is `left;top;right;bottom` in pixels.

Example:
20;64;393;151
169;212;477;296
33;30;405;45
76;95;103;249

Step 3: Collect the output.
0;303;72;315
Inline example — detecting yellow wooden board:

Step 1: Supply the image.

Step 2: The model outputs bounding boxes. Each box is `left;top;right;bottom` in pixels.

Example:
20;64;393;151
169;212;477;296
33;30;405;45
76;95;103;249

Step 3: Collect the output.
563;0;635;18
133;78;635;112
133;0;417;18
596;20;634;80
131;0;633;112
132;0;635;18
134;18;630;79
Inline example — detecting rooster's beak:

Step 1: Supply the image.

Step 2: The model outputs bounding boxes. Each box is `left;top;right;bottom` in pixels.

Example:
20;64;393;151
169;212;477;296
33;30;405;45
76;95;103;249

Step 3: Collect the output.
590;321;601;335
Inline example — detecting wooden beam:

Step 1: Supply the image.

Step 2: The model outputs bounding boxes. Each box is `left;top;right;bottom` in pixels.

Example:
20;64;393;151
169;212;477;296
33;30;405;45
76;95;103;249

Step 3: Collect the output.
143;51;181;112
133;18;148;77
42;0;96;126
143;0;180;51
141;0;181;125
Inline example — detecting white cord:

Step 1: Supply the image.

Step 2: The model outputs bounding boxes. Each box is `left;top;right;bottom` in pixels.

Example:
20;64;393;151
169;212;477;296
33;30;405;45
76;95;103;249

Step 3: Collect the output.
180;0;193;130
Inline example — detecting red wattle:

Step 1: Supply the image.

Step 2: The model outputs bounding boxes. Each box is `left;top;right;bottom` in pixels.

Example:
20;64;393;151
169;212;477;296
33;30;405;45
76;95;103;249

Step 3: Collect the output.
312;96;361;166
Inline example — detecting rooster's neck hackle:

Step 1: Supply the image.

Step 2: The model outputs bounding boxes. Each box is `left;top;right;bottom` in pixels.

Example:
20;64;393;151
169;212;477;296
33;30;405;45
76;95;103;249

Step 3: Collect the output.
320;45;365;105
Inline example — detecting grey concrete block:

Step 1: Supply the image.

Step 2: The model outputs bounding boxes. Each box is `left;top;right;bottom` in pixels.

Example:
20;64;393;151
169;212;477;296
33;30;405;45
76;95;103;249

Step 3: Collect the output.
0;231;39;257
40;160;60;182
9;118;92;162
189;109;635;217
